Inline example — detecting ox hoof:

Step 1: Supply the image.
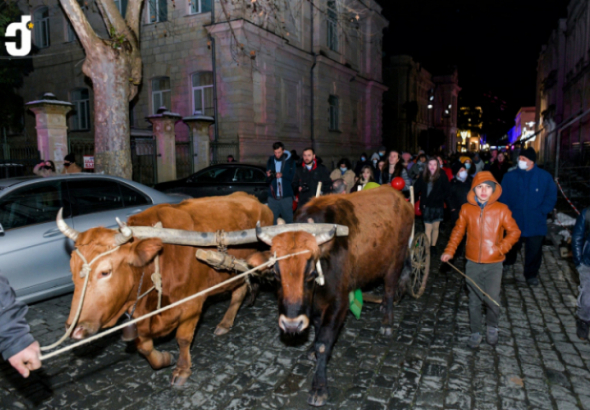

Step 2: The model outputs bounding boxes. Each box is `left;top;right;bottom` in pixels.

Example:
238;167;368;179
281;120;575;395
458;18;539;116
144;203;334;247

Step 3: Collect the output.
379;326;393;337
307;387;329;407
171;369;191;388
214;326;230;336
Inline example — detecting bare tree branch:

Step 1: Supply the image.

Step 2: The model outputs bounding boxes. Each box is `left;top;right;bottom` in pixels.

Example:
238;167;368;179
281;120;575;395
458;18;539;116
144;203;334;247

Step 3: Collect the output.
59;0;101;51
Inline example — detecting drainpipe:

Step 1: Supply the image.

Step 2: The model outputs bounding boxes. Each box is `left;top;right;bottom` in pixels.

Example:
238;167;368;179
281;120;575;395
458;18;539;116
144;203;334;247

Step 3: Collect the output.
210;0;219;145
310;0;316;151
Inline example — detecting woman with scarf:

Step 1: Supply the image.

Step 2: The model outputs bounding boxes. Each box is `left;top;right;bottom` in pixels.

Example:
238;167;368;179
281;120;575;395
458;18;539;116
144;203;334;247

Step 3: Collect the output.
330;158;356;193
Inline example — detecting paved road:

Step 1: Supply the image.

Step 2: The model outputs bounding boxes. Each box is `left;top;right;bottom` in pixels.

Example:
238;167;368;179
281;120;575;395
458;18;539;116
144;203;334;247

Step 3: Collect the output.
1;241;589;409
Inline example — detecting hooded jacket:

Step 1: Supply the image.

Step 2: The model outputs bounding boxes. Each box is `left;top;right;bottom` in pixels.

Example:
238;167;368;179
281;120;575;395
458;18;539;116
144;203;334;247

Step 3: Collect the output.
444;171;521;263
0;275;35;360
266;150;295;199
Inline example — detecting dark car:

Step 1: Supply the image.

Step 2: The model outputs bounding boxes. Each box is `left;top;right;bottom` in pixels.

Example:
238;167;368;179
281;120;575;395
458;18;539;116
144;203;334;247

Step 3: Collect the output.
154;163;269;203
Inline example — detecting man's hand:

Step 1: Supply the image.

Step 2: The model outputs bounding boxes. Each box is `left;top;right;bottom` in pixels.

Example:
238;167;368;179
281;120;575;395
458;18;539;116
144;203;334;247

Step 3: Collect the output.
266;170;272;177
299;187;303;192
8;341;41;378
276;172;282;179
440;253;452;263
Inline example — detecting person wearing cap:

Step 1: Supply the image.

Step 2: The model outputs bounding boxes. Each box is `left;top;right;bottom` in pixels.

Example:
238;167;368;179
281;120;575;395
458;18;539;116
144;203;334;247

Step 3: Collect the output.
62;153;82;174
500;147;557;286
441;171;521;348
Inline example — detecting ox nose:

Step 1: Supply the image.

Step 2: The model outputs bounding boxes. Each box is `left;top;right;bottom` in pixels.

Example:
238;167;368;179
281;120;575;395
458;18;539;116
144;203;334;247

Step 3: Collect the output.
279;314;309;334
71;325;87;340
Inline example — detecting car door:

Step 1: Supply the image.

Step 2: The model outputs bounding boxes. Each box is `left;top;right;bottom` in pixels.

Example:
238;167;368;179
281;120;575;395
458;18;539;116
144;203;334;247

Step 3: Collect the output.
0;179;76;301
233;166;268;202
66;178;152;233
184;166;235;198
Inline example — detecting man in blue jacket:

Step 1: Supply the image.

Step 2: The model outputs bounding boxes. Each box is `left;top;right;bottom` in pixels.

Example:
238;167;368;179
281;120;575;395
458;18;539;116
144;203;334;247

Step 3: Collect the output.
572;209;590;340
501;147;557;286
0;274;41;377
266;142;295;224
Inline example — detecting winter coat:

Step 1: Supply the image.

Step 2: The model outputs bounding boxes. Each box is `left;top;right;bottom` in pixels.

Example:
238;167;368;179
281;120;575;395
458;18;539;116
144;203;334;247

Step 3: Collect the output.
444;172;521;263
572;208;590;267
413;172;451;211
266;151;296;199
448;175;473;224
489;160;510;184
379;163;412;191
330;168;356;194
0;275;35;360
500;165;557;237
292;160;332;207
354;159;372;176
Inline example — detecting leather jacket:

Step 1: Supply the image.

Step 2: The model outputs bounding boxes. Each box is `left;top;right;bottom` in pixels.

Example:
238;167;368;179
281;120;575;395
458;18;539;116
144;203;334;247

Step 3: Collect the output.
444;171;521;263
572;209;590;267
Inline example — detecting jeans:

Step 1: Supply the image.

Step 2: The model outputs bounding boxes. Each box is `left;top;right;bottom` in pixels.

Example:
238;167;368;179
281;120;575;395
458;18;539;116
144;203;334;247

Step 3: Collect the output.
466;261;503;333
268;196;293;224
504;235;544;279
577;264;590;322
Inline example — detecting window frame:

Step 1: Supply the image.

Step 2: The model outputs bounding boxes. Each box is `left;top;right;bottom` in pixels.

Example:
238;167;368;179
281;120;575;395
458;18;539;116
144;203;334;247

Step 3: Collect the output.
34;7;50;48
70;88;90;131
328;95;339;131
326;0;338;52
151;77;171;114
188;0;211;15
146;0;167;23
191;72;214;116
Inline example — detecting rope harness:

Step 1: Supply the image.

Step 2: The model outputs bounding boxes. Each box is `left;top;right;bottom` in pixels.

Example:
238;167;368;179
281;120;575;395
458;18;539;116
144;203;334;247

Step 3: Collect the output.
39;249;311;361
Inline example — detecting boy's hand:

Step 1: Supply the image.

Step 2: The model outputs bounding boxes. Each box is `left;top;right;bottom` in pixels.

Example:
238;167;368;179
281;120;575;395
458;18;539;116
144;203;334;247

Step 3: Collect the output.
441;253;452;263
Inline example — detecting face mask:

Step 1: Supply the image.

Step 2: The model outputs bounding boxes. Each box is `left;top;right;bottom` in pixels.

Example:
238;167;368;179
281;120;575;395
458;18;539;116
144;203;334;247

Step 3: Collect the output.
361;157;366;161
340;167;347;174
465;163;471;170
373;160;378;166
518;160;528;170
379;152;385;157
457;170;468;181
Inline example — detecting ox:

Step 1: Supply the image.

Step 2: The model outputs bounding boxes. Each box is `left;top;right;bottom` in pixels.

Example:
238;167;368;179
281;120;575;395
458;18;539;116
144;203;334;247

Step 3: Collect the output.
250;186;414;406
57;192;273;386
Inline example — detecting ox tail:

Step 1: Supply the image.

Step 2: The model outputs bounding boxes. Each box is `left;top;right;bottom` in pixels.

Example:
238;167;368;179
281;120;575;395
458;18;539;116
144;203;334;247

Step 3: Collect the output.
394;257;412;302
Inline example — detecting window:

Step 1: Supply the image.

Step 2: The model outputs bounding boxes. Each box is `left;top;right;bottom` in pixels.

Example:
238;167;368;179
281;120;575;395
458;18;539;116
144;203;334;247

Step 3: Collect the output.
147;0;167;23
189;166;234;183
119;183;151;207
329;95;339;131
234;167;266;183
191;72;214;116
152;77;171;114
67;179;123;216
65;20;76;42
189;0;211;14
114;0;128;17
34;7;50;48
0;181;66;230
71;88;90;131
327;1;338;52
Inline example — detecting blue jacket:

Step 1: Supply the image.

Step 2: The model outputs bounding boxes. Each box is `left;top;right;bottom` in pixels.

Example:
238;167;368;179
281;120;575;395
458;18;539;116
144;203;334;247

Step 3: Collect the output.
266;151;295;199
572;209;590;267
500;165;557;237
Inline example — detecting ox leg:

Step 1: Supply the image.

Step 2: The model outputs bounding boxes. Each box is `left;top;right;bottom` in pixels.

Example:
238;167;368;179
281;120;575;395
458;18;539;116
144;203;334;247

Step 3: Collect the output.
308;302;348;407
171;311;203;387
380;258;407;337
136;337;174;370
214;283;249;336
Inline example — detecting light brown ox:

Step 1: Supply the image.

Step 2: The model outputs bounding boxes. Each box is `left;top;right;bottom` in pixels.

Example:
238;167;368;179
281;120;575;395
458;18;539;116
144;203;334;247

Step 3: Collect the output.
59;192;273;386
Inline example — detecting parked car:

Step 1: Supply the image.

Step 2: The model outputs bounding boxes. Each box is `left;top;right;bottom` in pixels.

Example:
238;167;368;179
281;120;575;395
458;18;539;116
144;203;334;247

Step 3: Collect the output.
155;163;269;203
0;174;188;304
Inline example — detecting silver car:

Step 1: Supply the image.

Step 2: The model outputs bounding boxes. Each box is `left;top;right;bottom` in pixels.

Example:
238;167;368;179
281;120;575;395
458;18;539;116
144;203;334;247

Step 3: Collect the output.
0;174;187;304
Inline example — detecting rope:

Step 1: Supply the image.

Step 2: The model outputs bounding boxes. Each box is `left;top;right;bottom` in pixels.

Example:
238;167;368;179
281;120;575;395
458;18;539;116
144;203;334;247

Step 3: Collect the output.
555;178;581;216
445;261;500;307
39;250;310;361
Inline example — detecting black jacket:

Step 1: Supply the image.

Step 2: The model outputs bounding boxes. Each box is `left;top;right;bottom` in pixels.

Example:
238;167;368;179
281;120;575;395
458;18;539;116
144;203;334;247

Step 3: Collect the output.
292;161;332;207
489;161;510;184
354;159;372;176
413;174;450;210
448;176;473;222
266;152;296;199
0;275;35;360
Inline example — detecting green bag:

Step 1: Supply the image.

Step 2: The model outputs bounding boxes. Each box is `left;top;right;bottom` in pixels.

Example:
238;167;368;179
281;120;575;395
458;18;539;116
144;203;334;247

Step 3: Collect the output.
349;289;363;319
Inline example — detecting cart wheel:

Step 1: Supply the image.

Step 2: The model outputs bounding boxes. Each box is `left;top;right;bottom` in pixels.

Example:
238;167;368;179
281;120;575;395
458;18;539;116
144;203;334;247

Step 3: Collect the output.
409;232;430;298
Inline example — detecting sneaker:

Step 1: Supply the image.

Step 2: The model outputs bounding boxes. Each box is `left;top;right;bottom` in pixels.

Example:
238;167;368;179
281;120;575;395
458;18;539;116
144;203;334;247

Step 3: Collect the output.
577;319;590;341
526;277;539;286
487;326;499;346
468;332;482;349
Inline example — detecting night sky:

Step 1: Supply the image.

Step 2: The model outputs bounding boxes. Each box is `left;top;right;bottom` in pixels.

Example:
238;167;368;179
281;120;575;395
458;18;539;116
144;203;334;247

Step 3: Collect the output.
379;0;569;118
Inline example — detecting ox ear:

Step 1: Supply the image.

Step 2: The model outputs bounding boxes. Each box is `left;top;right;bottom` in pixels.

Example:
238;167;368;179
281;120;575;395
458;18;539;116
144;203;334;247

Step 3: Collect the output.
127;238;163;267
247;251;272;268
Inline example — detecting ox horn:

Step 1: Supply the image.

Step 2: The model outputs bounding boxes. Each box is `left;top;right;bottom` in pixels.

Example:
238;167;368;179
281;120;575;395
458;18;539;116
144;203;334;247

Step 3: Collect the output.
56;208;80;241
114;217;134;245
256;221;273;245
314;226;337;245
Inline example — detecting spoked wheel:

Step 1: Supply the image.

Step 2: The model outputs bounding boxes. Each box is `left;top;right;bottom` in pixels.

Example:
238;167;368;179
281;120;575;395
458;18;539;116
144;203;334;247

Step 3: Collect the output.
409;232;430;298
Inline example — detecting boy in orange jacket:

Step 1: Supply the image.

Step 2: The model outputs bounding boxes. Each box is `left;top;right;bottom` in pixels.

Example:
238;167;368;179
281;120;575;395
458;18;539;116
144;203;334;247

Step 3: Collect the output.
441;171;520;348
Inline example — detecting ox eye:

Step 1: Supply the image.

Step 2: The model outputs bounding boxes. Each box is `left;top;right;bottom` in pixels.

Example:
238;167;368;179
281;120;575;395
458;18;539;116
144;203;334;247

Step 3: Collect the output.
307;270;318;282
100;270;112;278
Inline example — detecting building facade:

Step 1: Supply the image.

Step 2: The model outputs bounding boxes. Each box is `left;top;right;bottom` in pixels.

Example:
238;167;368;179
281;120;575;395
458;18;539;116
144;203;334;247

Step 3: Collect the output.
383;55;460;154
15;0;388;174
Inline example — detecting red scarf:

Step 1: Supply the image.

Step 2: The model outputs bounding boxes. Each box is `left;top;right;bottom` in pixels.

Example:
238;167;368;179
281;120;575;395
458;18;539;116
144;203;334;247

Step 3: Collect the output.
302;158;318;171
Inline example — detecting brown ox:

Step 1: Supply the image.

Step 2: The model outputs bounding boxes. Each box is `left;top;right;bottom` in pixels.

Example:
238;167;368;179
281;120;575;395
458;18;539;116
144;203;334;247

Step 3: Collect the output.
250;186;414;406
59;192;273;386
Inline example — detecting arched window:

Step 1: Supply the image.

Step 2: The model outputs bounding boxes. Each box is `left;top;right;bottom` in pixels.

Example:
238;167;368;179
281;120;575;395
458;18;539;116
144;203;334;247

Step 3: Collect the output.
34;7;50;48
152;77;171;114
71;88;90;130
191;72;213;116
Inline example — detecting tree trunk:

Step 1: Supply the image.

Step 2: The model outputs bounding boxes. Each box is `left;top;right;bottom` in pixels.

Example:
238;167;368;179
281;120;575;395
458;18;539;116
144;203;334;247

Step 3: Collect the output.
84;47;133;179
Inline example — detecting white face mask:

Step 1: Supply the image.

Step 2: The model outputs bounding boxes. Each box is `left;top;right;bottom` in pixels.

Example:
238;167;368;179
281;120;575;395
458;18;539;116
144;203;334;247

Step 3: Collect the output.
457;170;468;181
340;167;347;173
518;160;528;170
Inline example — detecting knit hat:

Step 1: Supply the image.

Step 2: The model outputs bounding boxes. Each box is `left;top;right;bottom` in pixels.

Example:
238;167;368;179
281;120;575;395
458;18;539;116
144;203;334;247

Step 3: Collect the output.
459;156;471;164
480;180;496;193
519;147;536;163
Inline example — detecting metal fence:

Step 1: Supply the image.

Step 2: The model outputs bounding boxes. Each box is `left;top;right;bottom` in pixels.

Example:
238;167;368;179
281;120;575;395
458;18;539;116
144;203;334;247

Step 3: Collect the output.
0;141;40;178
175;140;194;179
211;142;239;165
131;138;157;187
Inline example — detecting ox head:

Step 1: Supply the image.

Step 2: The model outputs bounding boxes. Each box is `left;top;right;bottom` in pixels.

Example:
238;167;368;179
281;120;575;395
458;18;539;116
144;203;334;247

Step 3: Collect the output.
251;219;336;334
57;209;162;339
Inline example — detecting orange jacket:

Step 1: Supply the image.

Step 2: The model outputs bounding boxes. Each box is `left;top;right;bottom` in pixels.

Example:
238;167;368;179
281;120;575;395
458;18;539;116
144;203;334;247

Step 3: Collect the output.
444;171;521;263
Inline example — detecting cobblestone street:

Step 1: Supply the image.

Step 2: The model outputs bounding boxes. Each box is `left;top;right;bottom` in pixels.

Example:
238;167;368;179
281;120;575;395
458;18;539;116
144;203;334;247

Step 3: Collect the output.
1;239;589;410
